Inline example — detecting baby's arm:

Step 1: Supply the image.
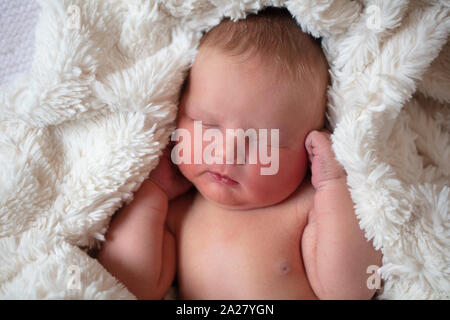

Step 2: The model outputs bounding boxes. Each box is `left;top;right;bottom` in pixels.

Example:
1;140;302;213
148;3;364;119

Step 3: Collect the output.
97;179;175;299
301;131;382;300
97;143;192;299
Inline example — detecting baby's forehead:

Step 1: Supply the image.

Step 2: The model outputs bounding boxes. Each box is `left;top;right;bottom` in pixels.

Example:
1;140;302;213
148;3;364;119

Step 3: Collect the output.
183;45;327;140
196;42;328;87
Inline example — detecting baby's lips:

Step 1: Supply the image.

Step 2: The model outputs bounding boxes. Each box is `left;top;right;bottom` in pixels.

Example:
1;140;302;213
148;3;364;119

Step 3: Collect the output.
207;171;239;186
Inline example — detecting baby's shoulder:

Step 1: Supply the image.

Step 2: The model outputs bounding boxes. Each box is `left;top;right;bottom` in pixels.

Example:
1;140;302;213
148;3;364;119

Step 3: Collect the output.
259;177;315;229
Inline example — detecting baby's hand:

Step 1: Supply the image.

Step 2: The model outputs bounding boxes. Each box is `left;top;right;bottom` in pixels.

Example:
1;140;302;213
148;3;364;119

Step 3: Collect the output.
305;130;346;190
149;142;193;200
303;130;382;299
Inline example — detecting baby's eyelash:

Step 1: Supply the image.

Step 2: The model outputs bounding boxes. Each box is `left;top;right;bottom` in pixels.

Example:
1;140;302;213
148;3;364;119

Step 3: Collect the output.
187;115;216;128
202;122;217;128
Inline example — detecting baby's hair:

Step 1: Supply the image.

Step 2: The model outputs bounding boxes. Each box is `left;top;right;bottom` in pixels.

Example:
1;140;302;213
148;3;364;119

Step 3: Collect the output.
198;7;328;85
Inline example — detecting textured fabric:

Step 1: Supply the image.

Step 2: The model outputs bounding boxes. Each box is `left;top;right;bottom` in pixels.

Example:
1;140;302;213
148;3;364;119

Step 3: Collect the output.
0;0;448;299
0;0;40;86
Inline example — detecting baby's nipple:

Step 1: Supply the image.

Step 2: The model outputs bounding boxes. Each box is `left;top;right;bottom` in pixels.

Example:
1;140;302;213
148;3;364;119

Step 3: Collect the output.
278;261;291;275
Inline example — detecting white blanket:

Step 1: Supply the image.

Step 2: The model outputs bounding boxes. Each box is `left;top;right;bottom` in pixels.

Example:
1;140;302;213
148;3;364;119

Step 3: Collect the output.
0;0;449;299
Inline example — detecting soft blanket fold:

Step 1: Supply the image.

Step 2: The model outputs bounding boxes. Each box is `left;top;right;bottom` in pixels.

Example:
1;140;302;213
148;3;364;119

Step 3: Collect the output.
0;0;448;299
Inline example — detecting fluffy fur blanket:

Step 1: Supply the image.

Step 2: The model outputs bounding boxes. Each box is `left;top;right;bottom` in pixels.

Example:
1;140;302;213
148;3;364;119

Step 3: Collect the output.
0;0;448;299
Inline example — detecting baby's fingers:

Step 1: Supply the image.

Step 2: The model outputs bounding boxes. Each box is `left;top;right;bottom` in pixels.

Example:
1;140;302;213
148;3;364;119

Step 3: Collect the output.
305;130;346;189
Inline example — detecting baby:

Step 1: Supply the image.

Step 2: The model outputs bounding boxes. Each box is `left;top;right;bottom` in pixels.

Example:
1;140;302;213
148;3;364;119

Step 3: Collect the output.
97;8;382;300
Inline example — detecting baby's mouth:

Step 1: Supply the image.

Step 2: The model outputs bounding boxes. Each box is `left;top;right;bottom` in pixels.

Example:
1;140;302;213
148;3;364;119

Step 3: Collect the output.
206;171;239;186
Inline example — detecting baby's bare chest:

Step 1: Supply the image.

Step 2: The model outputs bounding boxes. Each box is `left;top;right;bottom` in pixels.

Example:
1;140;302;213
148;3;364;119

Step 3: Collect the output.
181;200;306;254
171;186;316;299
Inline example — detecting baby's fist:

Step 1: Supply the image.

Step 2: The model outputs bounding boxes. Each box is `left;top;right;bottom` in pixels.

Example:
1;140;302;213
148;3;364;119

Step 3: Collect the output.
305;130;346;190
149;142;193;200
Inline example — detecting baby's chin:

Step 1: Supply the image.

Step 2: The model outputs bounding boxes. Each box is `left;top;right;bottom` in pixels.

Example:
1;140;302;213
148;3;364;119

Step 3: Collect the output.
194;176;249;210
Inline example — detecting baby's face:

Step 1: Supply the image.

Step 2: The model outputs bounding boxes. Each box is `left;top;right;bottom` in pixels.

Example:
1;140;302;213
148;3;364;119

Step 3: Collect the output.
175;48;325;210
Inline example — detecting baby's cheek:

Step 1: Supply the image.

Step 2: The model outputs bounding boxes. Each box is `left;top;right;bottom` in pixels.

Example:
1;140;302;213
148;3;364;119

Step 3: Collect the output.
245;149;307;204
279;148;308;186
242;171;277;205
178;162;202;184
286;147;308;175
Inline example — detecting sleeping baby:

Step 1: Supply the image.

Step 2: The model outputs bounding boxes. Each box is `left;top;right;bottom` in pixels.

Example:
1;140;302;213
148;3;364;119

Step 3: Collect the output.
96;7;382;300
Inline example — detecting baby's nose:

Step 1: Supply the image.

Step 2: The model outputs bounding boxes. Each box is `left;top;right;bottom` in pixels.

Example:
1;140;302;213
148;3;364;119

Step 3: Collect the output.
216;135;246;165
230;136;246;164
